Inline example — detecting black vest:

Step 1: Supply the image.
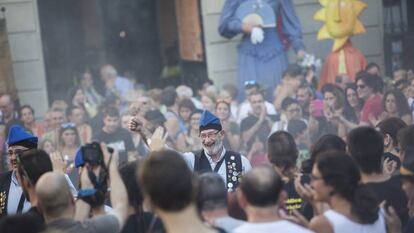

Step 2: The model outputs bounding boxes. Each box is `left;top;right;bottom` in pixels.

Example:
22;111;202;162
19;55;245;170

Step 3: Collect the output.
0;171;27;219
193;150;242;192
0;171;12;218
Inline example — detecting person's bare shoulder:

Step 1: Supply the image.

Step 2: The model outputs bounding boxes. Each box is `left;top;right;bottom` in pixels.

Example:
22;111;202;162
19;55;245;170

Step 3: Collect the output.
309;215;334;233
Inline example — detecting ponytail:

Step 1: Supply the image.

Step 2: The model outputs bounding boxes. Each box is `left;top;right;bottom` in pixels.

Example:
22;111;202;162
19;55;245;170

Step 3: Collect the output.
350;185;379;224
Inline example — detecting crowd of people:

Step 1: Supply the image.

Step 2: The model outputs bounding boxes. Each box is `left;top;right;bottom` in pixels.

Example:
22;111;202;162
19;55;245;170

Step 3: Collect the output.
0;62;413;233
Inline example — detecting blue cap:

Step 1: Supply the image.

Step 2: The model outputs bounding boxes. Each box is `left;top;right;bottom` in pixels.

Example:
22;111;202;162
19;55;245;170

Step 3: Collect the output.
75;148;84;168
6;125;38;149
199;110;222;132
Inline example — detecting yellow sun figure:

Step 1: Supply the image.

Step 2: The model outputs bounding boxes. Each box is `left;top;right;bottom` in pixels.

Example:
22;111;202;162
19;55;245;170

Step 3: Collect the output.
314;0;367;52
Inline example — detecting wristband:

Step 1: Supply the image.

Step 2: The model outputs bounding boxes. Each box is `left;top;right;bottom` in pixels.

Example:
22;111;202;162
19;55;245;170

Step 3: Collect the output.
77;188;97;199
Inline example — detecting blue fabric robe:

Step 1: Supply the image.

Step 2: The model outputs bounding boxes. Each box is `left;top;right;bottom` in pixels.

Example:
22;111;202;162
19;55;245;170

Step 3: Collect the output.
219;0;305;100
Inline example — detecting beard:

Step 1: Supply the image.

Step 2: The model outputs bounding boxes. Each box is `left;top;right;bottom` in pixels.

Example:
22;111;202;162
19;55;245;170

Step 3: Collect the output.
203;137;223;156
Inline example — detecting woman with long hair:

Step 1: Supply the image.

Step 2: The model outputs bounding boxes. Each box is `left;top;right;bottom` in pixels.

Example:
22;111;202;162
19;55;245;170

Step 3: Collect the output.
309;151;386;233
178;98;196;132
57;123;81;186
19;105;45;137
185;110;203;151
215;100;240;151
377;89;412;125
344;83;363;121
320;84;353;138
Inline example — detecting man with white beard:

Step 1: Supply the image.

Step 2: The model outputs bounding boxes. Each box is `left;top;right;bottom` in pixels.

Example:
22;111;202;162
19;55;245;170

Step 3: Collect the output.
182;110;251;192
129;110;251;192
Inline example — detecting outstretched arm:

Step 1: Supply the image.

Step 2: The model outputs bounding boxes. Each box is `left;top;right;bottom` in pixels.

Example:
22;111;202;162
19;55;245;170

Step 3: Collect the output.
104;144;129;229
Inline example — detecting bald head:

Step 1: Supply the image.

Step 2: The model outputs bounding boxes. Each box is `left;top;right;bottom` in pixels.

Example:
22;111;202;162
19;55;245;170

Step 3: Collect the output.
239;166;283;207
36;172;73;219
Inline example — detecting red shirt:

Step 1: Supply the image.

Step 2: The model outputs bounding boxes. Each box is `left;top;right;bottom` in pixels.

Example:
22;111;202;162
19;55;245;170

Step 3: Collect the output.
360;95;382;124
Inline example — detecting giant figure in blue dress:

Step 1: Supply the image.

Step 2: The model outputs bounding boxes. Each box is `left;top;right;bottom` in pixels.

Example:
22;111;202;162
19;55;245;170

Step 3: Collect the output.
219;0;305;100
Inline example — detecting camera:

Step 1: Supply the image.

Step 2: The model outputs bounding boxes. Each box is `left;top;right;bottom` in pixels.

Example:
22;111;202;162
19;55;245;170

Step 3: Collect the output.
79;142;113;167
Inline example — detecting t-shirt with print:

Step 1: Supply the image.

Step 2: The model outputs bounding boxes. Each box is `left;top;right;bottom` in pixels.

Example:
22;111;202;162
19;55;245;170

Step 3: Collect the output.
93;127;135;165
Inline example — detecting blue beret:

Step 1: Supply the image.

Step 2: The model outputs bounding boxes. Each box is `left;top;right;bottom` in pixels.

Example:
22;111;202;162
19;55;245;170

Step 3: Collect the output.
6;125;38;148
199;110;222;132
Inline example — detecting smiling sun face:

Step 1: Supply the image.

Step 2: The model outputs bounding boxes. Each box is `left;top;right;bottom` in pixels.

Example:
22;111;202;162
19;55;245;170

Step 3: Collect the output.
314;0;367;52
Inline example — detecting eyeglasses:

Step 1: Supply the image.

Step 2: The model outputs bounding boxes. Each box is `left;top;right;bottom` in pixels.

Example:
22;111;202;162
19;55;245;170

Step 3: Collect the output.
357;84;366;89
200;131;221;140
7;148;30;157
61;122;76;129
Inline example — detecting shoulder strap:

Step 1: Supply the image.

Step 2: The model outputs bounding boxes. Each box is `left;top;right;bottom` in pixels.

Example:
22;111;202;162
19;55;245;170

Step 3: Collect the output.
0;172;13;216
16;194;26;214
224;151;243;192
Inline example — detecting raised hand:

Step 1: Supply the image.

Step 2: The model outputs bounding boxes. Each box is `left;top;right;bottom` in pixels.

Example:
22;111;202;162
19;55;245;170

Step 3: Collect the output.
129;116;144;133
49;151;66;173
148;127;168;151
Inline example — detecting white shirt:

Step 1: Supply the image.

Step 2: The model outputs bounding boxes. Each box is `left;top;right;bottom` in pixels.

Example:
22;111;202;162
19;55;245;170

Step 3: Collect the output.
323;209;386;233
238;101;277;123
233;220;314;233
7;171;31;215
7;171;76;215
182;148;252;186
214;216;245;233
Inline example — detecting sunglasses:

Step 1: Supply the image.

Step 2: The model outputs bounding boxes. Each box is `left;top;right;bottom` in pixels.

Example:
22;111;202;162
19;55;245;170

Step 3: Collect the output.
244;80;258;87
7;148;30;157
61;122;76;129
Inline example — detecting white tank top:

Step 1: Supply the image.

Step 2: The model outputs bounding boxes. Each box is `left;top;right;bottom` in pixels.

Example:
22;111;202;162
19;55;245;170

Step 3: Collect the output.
323;209;386;233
